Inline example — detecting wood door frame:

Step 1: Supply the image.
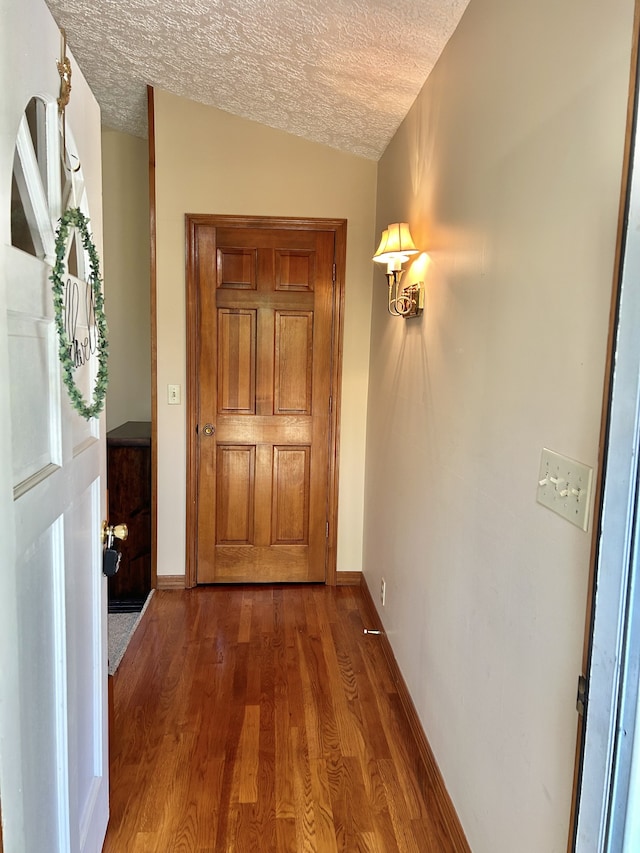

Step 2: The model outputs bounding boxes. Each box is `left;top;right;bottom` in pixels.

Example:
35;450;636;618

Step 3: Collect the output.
147;85;158;592
184;214;346;588
567;1;640;847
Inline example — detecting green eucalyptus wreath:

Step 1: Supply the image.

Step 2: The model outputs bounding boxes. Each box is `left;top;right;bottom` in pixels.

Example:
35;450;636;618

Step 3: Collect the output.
50;207;109;420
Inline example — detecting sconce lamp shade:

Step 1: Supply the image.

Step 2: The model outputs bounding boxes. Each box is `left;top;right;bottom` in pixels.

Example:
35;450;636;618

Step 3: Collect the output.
372;222;419;265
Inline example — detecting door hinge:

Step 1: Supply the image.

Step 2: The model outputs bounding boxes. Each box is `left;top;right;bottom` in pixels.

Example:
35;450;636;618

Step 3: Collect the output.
577;674;588;717
332;263;336;282
326;521;329;538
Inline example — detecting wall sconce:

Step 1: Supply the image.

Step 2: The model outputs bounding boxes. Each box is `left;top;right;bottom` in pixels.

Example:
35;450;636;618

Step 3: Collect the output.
372;222;424;318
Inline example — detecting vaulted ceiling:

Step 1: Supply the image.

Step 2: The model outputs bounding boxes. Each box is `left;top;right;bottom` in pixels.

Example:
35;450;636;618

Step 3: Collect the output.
45;0;470;161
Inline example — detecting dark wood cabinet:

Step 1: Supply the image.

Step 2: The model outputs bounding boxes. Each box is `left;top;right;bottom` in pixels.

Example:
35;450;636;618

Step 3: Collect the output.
107;421;151;607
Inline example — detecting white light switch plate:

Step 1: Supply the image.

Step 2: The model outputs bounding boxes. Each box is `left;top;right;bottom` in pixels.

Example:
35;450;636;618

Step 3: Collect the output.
167;384;181;405
536;448;593;531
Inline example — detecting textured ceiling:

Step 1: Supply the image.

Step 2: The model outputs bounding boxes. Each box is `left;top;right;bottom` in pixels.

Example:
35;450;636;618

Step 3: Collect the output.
44;0;470;160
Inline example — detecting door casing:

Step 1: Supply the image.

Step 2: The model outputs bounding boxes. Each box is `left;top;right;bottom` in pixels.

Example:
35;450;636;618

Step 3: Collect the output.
184;214;346;587
568;1;640;846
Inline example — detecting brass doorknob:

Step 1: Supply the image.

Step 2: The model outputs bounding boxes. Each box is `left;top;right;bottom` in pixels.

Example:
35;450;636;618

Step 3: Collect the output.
101;520;129;546
202;423;216;436
111;523;129;541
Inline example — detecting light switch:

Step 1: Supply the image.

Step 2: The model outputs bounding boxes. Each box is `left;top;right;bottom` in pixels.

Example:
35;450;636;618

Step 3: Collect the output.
536;448;593;531
167;384;181;405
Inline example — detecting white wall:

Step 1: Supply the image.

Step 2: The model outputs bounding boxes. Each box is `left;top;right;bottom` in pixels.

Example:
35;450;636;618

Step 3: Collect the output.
102;129;151;431
363;0;635;850
154;90;377;579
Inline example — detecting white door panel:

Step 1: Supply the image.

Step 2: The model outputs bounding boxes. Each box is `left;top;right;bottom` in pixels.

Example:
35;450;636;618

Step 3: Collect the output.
66;475;107;850
8;311;61;488
15;515;70;852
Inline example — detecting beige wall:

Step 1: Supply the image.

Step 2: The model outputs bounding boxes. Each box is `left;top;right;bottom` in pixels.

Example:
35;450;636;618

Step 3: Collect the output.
364;0;635;851
154;90;377;578
102;129;151;431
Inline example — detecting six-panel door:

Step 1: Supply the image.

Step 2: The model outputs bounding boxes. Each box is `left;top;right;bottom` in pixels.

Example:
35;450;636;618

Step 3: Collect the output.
195;224;335;583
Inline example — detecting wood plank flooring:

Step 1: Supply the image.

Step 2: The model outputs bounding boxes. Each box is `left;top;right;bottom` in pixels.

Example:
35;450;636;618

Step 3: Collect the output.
103;585;464;852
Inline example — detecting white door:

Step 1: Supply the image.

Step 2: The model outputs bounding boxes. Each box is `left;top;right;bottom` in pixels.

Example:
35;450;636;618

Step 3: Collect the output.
0;1;109;851
573;38;640;851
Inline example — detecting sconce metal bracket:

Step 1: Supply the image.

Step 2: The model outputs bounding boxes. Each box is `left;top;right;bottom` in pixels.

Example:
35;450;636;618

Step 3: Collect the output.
387;275;424;318
401;282;424;318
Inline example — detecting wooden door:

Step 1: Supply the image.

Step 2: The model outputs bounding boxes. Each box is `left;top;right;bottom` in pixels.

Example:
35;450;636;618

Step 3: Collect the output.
188;217;342;584
106;423;152;606
0;7;109;850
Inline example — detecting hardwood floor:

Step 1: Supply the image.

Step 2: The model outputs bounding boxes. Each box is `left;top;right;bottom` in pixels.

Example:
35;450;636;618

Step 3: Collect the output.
103;585;466;852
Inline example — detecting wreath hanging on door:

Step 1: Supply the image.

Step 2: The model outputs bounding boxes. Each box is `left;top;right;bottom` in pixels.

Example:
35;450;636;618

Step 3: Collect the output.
50;207;109;420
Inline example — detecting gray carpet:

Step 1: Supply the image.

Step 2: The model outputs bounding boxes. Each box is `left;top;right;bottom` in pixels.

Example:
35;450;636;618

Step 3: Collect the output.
108;591;154;675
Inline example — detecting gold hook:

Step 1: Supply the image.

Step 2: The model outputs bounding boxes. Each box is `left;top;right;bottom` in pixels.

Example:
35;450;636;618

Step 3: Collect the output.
57;29;72;115
57;28;82;175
